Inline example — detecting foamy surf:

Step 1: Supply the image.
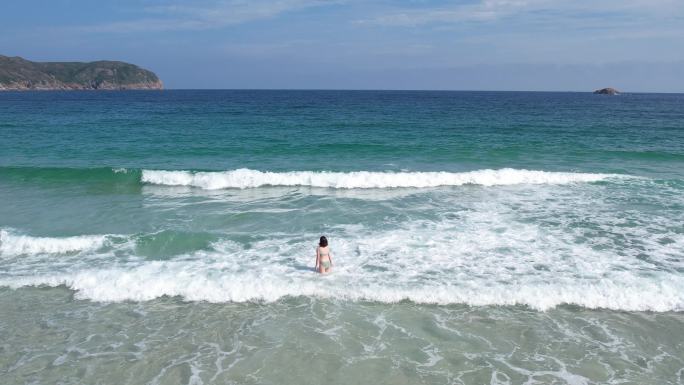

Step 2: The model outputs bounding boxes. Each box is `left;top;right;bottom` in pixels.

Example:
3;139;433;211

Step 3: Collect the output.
1;215;682;312
2;267;683;312
141;168;626;190
0;229;110;256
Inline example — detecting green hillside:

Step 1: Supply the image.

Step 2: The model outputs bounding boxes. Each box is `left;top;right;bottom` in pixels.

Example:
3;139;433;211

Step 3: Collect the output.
0;55;163;90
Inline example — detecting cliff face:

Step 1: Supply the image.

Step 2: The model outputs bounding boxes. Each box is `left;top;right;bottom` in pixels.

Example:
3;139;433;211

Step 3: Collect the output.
0;55;163;91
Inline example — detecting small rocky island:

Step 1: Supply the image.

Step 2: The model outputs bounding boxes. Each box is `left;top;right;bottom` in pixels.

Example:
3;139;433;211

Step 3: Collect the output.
0;55;163;91
593;87;619;95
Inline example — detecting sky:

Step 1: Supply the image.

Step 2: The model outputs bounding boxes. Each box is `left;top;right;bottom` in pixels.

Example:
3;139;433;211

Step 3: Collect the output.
1;0;684;91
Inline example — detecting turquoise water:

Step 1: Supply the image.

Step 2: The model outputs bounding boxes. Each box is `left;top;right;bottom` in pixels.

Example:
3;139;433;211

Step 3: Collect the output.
1;90;683;384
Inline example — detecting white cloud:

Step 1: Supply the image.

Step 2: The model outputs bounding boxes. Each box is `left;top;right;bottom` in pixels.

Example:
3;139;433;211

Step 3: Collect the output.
355;0;684;27
78;0;340;33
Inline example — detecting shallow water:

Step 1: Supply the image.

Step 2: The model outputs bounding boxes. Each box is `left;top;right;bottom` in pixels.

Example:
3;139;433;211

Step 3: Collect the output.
2;289;683;385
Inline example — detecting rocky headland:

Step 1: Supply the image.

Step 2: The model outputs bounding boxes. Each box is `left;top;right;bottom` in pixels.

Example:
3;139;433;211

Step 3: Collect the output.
0;55;163;91
593;87;619;95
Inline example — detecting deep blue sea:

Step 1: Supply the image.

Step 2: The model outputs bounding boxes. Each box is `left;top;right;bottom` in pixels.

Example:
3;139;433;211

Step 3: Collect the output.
1;90;683;384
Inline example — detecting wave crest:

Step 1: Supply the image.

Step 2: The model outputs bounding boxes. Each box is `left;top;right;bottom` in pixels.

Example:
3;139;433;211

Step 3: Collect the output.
3;267;683;312
141;168;623;190
0;230;109;256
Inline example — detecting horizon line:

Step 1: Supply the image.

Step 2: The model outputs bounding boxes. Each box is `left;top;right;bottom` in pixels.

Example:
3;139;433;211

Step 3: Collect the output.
4;88;682;94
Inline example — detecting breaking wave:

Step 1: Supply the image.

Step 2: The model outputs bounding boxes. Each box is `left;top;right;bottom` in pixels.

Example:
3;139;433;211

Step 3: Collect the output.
1;216;682;312
141;168;625;190
2;266;682;312
0;229;110;256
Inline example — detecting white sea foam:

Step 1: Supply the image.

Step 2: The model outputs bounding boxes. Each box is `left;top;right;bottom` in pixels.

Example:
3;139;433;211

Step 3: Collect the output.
0;229;109;256
141;168;624;190
1;213;682;311
2;176;681;312
2;263;682;312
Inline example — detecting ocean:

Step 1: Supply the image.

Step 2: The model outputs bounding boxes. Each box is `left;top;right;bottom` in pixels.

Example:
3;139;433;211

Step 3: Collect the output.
1;90;683;384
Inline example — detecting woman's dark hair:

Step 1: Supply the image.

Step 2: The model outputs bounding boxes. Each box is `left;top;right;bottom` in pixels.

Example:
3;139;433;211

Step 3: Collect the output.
319;236;328;247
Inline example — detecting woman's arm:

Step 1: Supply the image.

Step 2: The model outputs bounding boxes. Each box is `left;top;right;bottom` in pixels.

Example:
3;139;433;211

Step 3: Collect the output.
315;247;320;269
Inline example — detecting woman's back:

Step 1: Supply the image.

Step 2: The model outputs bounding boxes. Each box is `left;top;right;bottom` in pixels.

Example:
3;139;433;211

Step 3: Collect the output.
316;236;333;273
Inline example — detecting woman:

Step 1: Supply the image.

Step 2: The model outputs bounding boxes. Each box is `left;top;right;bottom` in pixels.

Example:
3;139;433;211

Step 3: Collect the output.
315;236;333;274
